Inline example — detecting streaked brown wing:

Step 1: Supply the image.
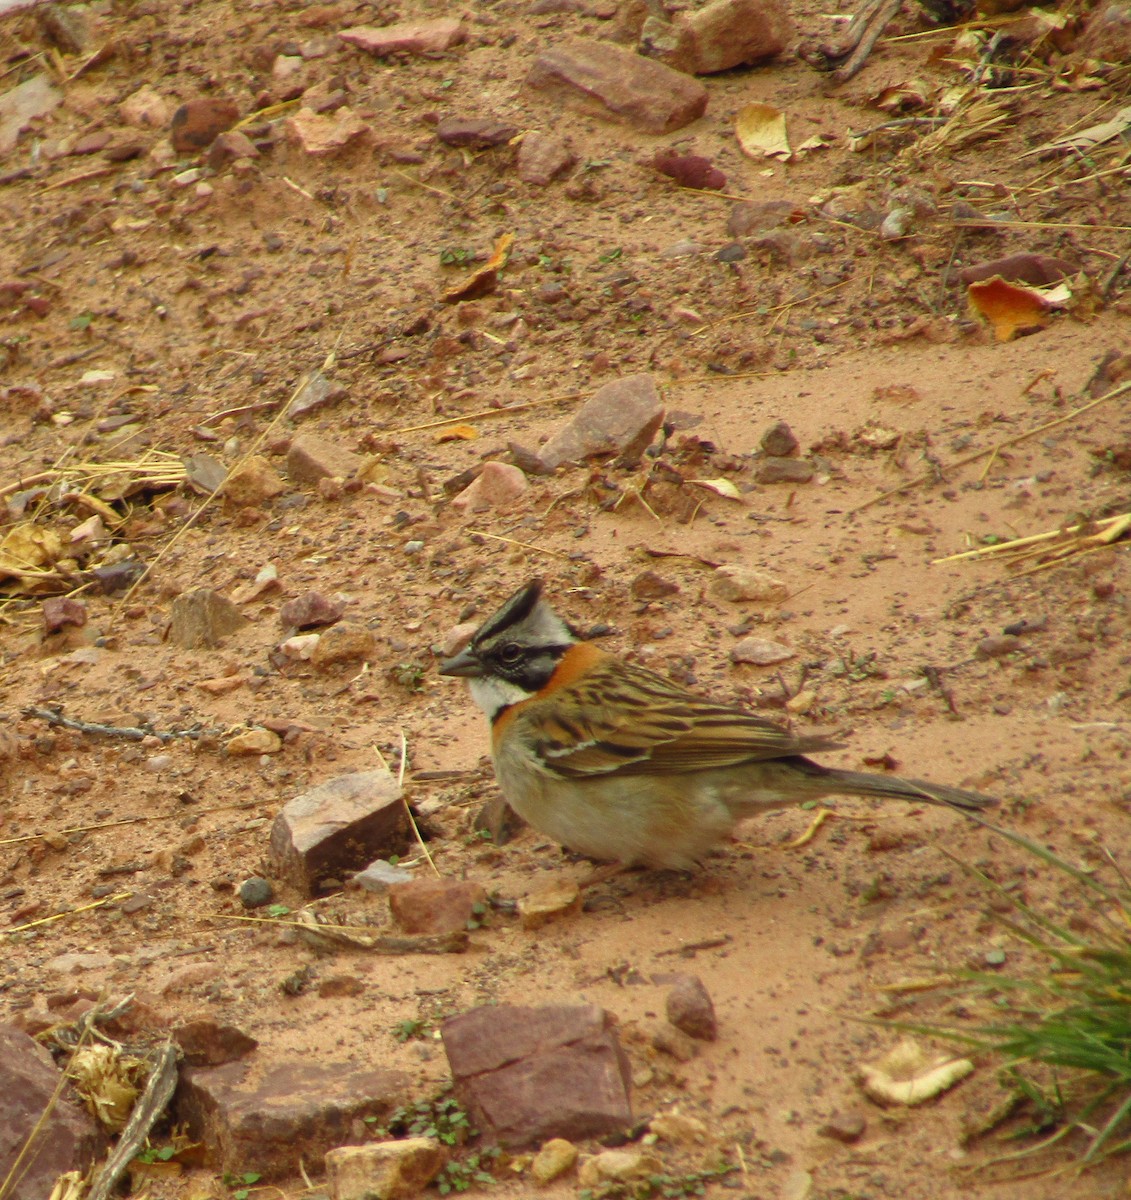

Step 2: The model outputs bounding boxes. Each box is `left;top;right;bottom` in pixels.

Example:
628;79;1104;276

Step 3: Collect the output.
526;658;840;779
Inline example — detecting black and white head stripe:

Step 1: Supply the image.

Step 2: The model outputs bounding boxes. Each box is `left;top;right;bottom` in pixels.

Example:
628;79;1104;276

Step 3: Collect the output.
472;579;545;648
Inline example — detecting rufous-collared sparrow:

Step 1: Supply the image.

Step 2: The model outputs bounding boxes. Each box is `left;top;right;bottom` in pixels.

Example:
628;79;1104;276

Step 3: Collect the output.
440;580;996;870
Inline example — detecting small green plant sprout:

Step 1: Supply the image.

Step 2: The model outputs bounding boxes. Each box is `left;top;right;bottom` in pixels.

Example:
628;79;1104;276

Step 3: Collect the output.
135;1144;177;1163
222;1170;262;1200
437;1146;500;1194
386;1095;474;1147
392;1017;434;1043
439;247;475;267
391;661;427;692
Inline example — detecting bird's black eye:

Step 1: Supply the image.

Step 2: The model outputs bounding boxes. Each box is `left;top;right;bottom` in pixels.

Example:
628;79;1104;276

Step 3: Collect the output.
497;641;523;665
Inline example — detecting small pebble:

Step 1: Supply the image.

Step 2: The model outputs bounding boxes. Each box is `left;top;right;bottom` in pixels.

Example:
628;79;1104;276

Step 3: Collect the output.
404;540;425;555
238;877;274;909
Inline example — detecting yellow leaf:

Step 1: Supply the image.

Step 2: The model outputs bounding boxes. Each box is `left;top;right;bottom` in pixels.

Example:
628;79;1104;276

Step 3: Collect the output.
435;424;479;443
735;104;791;161
688;478;743;500
0;523;64;582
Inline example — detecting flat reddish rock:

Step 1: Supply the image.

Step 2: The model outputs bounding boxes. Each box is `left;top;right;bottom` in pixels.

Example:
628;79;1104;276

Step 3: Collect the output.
537;372;663;470
339;18;465;56
176;1058;410;1179
0;1025;105;1200
286;432;364;484
642;0;790;74
442;1004;632;1147
388;878;487;934
517;130;575;184
451;461;529;512
436;116;517;147
526;38;707;134
280;590;345;631
269;769;408;894
286;105;369;155
174;1019;259;1067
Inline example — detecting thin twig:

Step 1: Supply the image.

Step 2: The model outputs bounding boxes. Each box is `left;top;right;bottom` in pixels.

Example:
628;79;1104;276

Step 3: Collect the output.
23;706;223;743
5;892;130;935
392;392;581;435
393;732;441;879
466;530;571;559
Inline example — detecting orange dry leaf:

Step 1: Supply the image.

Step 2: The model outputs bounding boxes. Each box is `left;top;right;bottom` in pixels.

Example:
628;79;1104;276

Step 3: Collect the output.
435;424;478;443
441;232;515;303
967;276;1051;342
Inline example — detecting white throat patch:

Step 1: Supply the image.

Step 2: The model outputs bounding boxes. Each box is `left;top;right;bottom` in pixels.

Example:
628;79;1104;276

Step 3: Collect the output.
468;674;532;720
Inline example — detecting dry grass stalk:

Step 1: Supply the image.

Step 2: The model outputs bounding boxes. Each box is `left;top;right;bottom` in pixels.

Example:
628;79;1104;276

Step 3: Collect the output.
934;512;1131;575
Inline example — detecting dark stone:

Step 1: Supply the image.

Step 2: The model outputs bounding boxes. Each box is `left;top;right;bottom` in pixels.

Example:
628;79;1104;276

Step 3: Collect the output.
436;116;517;147
238;877;274;909
760;420;799;457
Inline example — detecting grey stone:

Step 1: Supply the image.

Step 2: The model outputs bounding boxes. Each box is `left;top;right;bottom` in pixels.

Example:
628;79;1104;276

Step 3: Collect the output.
238;877;274;909
731;636;794;665
170;588;248;649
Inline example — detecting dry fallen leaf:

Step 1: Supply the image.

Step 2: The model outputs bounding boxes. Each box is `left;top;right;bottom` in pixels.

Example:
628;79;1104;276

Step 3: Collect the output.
441;231;515;303
859;1037;974;1107
736;103;791;161
0;522;65;585
435;424;479;443
869;78;931;113
1025;104;1131;158
967;276;1059;342
688;477;743;500
67;1044;144;1131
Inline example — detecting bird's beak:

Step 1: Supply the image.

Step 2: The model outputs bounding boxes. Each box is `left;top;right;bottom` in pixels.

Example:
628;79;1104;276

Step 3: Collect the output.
438;645;484;678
